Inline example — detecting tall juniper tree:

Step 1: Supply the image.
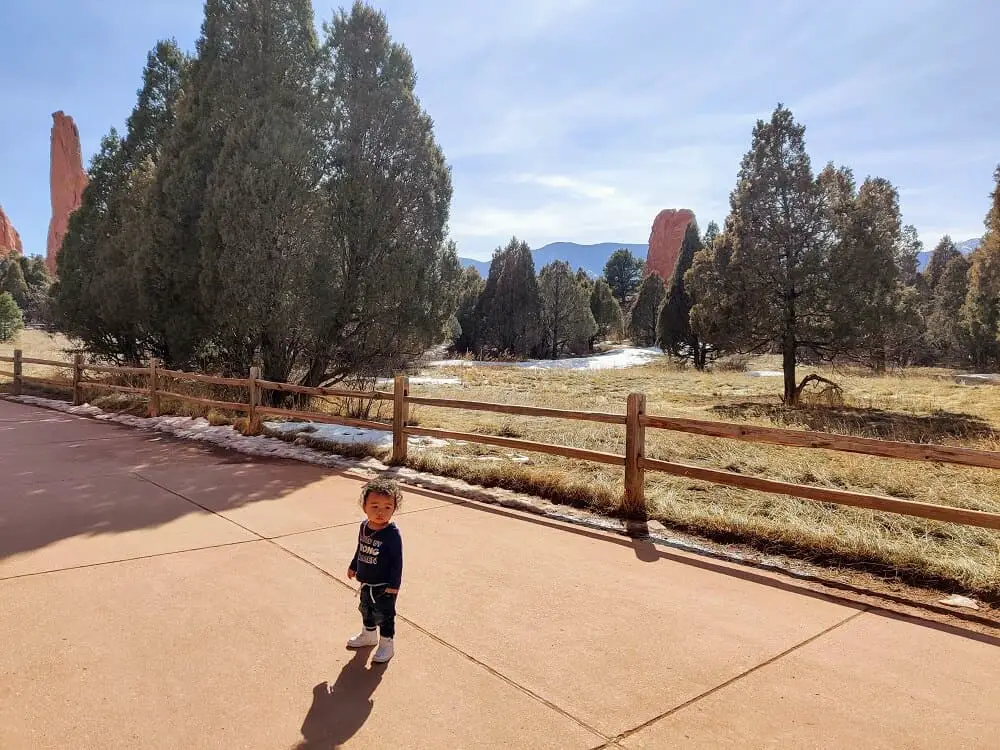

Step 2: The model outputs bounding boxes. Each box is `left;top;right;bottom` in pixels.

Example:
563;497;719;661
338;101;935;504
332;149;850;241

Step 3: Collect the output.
301;1;460;385
688;105;830;403
657;220;717;370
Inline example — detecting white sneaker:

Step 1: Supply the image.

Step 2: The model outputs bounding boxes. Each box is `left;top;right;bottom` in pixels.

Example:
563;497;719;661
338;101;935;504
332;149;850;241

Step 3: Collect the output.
347;628;379;649
372;637;394;663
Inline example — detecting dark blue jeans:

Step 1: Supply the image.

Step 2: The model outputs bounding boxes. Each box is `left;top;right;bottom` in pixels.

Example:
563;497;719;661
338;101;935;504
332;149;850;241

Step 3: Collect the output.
359;584;396;639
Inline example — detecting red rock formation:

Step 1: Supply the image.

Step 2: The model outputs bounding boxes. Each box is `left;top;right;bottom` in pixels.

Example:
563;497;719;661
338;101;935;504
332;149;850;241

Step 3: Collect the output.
0;204;23;258
645;208;695;283
46;111;88;275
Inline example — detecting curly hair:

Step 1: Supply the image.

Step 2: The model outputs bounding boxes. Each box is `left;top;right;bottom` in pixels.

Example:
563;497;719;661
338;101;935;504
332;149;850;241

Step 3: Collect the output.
360;476;403;510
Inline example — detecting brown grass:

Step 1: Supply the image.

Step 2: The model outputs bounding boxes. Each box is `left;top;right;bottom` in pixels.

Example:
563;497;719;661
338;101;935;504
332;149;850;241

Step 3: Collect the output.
5;334;1000;598
399;359;1000;599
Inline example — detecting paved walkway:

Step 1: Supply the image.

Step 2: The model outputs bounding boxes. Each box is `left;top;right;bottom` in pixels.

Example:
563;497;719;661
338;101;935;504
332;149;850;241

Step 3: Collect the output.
1;398;998;749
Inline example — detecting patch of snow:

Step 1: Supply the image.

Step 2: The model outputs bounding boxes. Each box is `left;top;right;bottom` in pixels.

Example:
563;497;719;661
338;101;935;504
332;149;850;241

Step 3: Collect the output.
264;420;450;449
428;347;663;371
375;376;461;386
938;594;980;610
952;373;1000;385
745;370;784;378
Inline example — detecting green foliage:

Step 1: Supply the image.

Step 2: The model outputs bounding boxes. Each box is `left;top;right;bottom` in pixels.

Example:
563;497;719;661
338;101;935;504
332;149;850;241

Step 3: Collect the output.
538;260;598;357
56;2;459;384
0;292;23;342
628;273;665;347
924;236;962;291
827;173;915;371
475;238;542;357
689;105;830;402
452;267;485;353
926;254;972;363
302;1;459;384
2;259;28;309
657;220;717;369
960;166;1000;369
602;248;644;306
56;40;185;365
589;278;623;342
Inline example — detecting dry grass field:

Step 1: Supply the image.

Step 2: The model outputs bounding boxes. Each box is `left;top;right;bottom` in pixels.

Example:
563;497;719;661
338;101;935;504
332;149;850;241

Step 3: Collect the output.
4;331;999;599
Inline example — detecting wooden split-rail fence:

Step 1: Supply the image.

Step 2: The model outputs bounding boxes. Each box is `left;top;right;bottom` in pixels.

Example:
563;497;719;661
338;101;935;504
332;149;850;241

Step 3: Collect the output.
3;348;1000;531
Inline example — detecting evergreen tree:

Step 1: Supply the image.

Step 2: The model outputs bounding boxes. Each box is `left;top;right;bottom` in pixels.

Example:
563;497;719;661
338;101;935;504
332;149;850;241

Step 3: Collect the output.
0;292;23;342
603;248;644;306
452;267;485;353
702;221;720;249
827;175;910;371
590;278;623;342
141;4;251;367
538;260;597;358
56;41;185;364
2;260;28;309
53;132;134;359
926;254;972;363
924;236;961;291
628;273;665;347
194;0;321;378
475;238;542;357
897;224;922;287
657;220;717;369
688;105;831;403
302;1;460;384
960;166;1000;369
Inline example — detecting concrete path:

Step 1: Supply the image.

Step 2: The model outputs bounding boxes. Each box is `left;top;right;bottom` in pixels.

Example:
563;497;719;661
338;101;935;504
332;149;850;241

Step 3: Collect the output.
1;399;998;749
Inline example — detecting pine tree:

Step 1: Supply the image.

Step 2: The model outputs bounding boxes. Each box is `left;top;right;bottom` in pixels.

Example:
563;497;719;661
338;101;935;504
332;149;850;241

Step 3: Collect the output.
702;221;720;249
827;175;909;371
56;41;185;364
688;104;831;403
924;236;961;291
603;249;644;307
301;1;460;384
628;273;665;347
141;3;253;367
590;278;623;342
475;238;542;357
960;166;1000;370
657;220;716;369
2;261;28;309
0;292;23;342
452;267;485;353
926;254;972;363
538;260;597;358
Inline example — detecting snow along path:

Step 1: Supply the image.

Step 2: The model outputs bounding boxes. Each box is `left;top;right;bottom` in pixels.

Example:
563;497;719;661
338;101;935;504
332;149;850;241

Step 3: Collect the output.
428;347;663;370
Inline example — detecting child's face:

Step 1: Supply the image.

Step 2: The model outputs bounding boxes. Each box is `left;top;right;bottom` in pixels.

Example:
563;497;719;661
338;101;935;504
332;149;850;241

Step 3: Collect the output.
363;491;396;528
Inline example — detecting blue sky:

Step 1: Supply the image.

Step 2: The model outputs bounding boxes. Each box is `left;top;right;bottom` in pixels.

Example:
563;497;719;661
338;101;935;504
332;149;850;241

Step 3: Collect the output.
2;0;998;261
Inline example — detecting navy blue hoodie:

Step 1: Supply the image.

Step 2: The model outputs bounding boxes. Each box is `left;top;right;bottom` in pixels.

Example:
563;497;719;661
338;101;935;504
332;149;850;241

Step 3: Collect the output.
348;521;402;589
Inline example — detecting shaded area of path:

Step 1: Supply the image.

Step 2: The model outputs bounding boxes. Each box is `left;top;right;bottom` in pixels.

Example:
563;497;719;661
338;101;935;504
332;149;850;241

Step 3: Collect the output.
1;398;998;749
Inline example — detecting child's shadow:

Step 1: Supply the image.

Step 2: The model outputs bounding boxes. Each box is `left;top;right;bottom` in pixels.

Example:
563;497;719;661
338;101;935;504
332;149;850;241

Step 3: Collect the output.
295;649;386;749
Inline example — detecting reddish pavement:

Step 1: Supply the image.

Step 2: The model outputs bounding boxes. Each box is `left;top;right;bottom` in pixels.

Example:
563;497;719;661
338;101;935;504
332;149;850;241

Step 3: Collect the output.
1;398;998;749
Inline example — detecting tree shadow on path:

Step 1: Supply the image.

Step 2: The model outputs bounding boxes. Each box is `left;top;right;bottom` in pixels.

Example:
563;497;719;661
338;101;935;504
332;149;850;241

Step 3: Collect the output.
296;649;385;750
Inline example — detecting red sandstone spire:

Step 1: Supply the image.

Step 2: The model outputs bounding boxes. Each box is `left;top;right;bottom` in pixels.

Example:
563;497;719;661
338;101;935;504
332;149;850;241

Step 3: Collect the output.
46;111;88;275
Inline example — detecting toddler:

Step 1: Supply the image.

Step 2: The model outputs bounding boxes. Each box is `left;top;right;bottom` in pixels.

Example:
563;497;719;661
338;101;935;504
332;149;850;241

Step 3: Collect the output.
346;477;403;663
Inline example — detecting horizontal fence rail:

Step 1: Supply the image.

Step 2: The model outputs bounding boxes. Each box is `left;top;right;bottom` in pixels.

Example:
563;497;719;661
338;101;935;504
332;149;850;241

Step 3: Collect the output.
2;349;999;533
641;414;1000;471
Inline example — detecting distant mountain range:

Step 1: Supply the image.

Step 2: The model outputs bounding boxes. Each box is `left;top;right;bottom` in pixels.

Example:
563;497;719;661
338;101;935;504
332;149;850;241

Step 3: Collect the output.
460;242;648;278
461;238;984;278
916;238;981;272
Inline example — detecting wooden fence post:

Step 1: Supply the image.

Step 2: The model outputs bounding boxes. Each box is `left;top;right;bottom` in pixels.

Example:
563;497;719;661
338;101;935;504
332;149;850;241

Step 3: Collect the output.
12;349;22;397
148;358;160;417
248;366;262;435
72;354;83;406
624;392;647;519
392;375;409;464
